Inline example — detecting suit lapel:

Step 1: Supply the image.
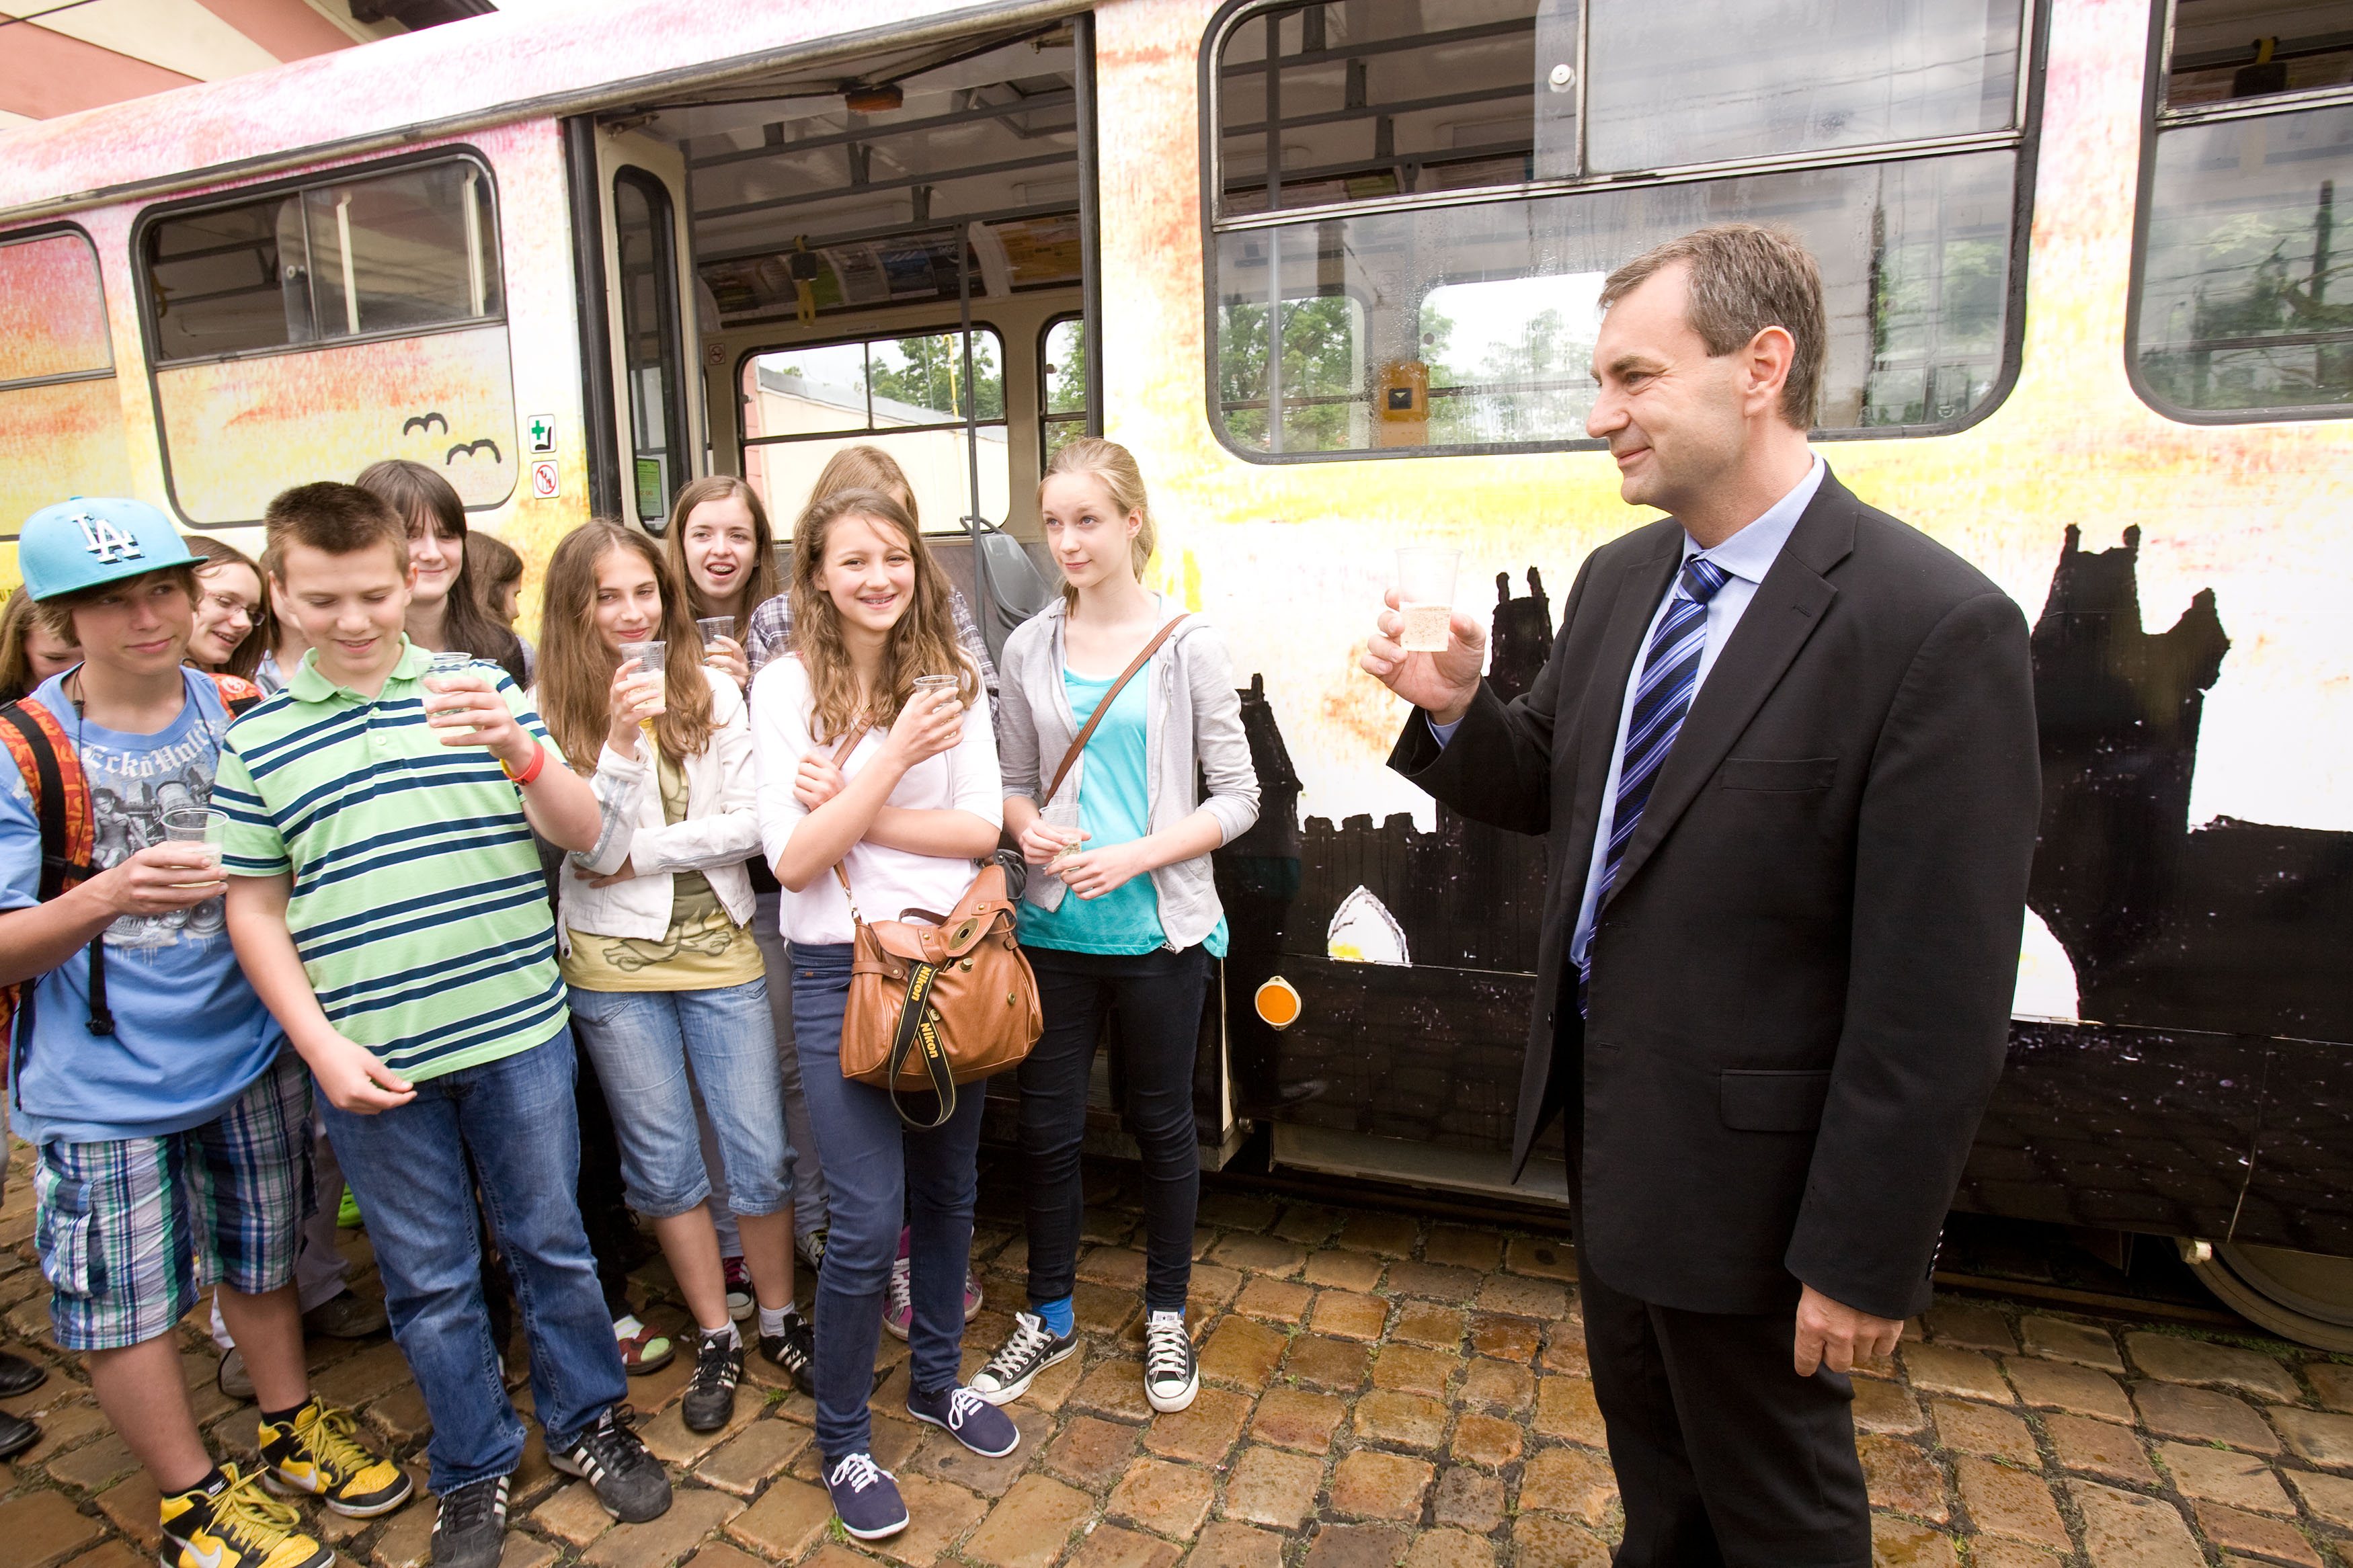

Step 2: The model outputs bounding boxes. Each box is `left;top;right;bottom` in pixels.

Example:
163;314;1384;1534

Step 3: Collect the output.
1562;530;1681;875
1605;477;1857;903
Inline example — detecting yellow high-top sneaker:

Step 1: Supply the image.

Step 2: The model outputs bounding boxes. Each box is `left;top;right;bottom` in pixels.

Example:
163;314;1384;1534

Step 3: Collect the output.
258;1399;414;1518
157;1463;333;1568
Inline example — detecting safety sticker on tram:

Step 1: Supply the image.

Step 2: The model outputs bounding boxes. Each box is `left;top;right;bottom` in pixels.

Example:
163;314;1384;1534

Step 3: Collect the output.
526;415;557;454
529;458;560;499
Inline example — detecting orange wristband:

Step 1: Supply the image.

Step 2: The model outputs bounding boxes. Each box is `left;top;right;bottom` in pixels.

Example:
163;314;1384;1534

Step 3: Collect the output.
503;745;547;786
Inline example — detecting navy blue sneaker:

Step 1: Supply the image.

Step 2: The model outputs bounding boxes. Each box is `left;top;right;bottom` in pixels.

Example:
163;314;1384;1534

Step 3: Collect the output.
906;1383;1020;1458
823;1452;908;1540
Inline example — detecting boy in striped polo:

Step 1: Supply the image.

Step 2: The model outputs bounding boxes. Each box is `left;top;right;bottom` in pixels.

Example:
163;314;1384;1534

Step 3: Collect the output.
216;485;671;1568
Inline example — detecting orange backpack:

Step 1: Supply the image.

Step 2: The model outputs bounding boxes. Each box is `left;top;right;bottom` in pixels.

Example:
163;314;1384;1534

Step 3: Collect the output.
0;673;261;1088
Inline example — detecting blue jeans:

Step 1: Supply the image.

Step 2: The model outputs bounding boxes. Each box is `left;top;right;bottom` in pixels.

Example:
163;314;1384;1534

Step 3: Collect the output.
788;943;985;1461
568;979;793;1220
318;1033;628;1492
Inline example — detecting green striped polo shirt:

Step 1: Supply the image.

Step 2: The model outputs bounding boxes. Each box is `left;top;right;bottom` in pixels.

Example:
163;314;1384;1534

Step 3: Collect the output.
213;638;569;1081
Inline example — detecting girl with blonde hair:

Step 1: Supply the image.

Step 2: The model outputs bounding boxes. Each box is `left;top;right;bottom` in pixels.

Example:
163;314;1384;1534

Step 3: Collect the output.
536;520;811;1432
968;438;1258;1415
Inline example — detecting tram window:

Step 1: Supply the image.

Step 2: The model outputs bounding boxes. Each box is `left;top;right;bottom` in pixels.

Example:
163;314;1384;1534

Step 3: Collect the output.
2133;1;2353;417
1041;315;1090;462
739;327;1009;534
144;157;500;362
615;169;688;529
0;230;112;384
1207;0;2030;455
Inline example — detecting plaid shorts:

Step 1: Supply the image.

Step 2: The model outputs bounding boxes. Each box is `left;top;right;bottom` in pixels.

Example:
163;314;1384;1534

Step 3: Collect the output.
34;1049;314;1352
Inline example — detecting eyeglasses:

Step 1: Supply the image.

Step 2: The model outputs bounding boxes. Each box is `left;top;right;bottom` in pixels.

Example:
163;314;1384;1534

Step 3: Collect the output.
202;592;257;628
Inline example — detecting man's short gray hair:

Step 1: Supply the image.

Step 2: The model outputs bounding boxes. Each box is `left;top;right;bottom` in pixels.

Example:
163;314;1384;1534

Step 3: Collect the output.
1599;224;1827;429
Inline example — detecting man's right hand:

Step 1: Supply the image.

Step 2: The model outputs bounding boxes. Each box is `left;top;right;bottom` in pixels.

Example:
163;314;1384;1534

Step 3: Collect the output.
306;1034;416;1114
1359;588;1486;727
94;843;227;915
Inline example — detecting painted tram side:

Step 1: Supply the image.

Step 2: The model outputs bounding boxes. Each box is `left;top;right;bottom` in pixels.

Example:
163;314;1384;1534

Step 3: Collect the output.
1;0;2348;1345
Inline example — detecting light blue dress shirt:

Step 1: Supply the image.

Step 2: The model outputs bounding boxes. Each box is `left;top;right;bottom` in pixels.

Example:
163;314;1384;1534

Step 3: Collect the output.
1430;456;1825;985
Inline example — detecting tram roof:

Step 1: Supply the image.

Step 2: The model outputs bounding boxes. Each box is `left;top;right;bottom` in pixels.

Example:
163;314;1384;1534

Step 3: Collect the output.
0;0;1084;227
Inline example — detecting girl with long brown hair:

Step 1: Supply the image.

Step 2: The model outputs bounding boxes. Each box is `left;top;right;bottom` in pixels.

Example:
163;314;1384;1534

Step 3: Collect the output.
0;585;78;705
181;535;268;681
354;459;526;686
750;487;1012;1542
662;476;775;690
536;520;811;1434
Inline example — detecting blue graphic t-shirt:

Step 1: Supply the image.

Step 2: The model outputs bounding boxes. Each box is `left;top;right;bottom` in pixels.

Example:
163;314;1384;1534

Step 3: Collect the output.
1;669;286;1145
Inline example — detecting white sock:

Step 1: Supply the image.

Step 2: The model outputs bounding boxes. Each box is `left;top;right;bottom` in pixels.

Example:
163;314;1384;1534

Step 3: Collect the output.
701;1320;741;1348
612;1314;643;1340
757;1303;793;1340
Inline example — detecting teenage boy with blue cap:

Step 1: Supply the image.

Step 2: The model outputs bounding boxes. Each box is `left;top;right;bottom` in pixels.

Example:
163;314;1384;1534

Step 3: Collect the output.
0;498;414;1568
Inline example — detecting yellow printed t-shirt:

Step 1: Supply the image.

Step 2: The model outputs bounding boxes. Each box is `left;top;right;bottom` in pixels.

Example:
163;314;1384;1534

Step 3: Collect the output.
562;751;764;993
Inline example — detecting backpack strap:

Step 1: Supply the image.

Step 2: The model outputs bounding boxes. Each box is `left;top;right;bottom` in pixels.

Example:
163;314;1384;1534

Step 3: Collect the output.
0;698;113;1075
209;672;264;717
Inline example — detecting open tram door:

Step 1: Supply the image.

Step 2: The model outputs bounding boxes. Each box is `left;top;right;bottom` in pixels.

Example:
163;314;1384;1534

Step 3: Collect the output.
560;11;1248;1169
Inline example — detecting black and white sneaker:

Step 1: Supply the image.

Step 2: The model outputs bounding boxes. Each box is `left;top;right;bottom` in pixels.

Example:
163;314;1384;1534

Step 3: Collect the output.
680;1331;742;1432
757;1308;813;1393
1142;1311;1198;1413
968;1310;1078;1406
550;1407;671;1522
430;1474;508;1568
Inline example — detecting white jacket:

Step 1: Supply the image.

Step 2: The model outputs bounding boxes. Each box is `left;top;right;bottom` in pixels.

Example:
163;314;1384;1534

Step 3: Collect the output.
549;676;761;948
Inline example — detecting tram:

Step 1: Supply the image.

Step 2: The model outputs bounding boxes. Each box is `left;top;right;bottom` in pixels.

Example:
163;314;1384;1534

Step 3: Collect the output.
3;0;2349;1346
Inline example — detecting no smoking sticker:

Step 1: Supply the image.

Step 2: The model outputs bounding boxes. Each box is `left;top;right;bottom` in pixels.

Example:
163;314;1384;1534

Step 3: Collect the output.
529;458;560;499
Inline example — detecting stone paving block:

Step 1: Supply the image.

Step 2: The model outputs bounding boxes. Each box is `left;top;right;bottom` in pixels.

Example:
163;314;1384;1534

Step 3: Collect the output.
1314;1290;1390;1341
2191;1501;2322;1567
1048;1413;1141;1487
16;1396;109;1464
865;1473;988;1567
2020;1316;2125;1373
1273;1205;1345;1246
1355;1389;1450;1450
1372;1344;1461;1397
1340;1212;1418;1258
1859;1434;1948;1522
1188;1520;1287;1567
580;1488;743;1568
1023;1347;1088;1413
364;1385;432;1446
1966;1544;2061;1568
1432;1465;1506;1532
312;1341;417;1408
1290;1331;1375;1387
1451;1411;1523;1468
1394;1303;1468;1351
1069;1521;1180;1568
1533;1376;1607;1447
1082;1206;1138;1245
1519;1444;1618;1526
44;1429;138;1493
1901;1344;2011;1403
2157;1440;2294;1512
2123;1333;2300;1403
1401;1526;1499;1568
2044;1413;2157;1485
1475;1276;1570;1321
1072;1358;1158;1421
1108;1456;1215;1539
1210;1235;1306;1278
1423;1228;1503;1273
1075;1282;1143;1337
2069;1478;2205;1568
676;1544;760;1568
1198;1191;1280;1229
2288;1467;2353;1528
1304;1522;1410;1567
60;1544;149;1568
1853;1375;1924;1434
1233;1276;1313;1324
532;1481;617;1548
370;1496;436;1568
1252;1387;1347;1451
913;1406;1055;1498
1956;1454;2062;1545
692;1417;809;1496
1198;1317;1287;1387
1870;1516;1960;1566
4;1487;107;1568
2130;1380;2281;1452
1384;1262;1481;1303
639;1395;760;1468
1305;1252;1387;1293
1540;1331;1592;1380
2271;1405;2353;1469
2307;1361;2353;1413
1507;1512;1612;1567
1923;1301;2016;1354
1929;1399;2036;1463
721;1477;833;1560
1142;1385;1250;1465
2006;1356;2133;1421
94;1472;162;1550
1078;1247;1148;1290
1221;1444;1323;1529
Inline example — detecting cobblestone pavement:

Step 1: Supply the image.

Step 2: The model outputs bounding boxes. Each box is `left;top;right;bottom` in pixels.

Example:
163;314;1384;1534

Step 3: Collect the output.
4;1144;2351;1568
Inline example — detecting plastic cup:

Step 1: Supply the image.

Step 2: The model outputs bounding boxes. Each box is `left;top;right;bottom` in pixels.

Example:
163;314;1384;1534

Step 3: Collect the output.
910;672;959;699
696;618;733;663
161;805;227;884
428;650;471;675
1396;546;1460;653
630;641;668;729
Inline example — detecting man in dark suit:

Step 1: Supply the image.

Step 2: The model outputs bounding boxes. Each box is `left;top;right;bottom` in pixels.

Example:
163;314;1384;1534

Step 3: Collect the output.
1363;225;2040;1564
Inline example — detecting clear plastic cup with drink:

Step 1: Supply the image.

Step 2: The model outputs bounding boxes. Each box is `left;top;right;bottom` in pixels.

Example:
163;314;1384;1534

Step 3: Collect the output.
1396;546;1461;653
424;649;476;734
161;805;229;886
695;617;733;663
630;641;668;734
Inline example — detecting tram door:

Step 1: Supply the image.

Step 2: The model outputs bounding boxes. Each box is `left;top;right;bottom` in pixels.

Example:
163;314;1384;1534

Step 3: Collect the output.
578;128;700;532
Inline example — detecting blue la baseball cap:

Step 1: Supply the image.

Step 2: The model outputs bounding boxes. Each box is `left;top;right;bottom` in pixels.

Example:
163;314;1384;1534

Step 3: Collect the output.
17;497;199;601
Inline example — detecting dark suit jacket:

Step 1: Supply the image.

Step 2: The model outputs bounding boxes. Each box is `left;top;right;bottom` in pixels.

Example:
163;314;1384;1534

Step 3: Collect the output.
1390;470;2038;1320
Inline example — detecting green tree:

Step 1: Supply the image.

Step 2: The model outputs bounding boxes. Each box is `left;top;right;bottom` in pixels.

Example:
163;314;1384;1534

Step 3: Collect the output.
870;332;1004;421
1217;293;1361;450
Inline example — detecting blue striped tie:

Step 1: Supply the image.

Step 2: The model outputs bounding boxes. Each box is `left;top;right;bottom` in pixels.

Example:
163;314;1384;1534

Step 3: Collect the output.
1579;554;1732;1015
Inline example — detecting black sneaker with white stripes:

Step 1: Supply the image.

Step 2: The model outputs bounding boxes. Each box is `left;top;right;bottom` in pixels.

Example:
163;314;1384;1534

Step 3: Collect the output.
430;1474;508;1568
968;1309;1077;1406
1142;1310;1198;1413
550;1407;671;1522
758;1307;813;1393
681;1330;742;1432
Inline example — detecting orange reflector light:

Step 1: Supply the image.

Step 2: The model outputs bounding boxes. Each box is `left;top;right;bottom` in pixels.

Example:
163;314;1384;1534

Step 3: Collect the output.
1254;975;1301;1030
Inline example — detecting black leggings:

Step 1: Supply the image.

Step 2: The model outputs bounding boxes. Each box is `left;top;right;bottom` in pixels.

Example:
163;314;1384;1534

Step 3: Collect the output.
1017;944;1209;1314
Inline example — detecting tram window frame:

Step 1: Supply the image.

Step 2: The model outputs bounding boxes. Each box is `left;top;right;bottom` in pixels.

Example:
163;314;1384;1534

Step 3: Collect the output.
0;223;114;390
1196;0;2048;465
733;323;1014;535
132;149;506;369
2124;0;2353;425
614;167;690;532
1040;313;1091;465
